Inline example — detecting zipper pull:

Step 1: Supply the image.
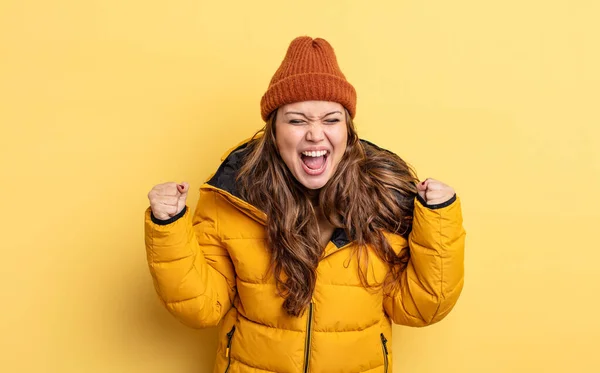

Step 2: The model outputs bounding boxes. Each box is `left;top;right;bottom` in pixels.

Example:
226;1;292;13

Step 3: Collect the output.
380;333;388;355
226;326;236;358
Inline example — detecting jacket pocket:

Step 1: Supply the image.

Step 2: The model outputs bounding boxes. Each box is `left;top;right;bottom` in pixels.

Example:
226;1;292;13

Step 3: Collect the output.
380;333;389;373
224;326;236;373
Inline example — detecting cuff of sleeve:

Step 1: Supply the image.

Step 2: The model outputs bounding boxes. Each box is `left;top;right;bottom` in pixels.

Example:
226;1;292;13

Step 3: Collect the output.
150;206;188;225
416;193;457;210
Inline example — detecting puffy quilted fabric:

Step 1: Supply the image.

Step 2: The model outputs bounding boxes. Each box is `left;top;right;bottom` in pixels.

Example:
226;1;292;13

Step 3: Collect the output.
144;138;466;373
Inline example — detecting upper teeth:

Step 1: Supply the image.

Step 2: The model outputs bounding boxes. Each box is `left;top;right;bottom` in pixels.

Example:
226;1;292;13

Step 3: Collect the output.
302;150;328;157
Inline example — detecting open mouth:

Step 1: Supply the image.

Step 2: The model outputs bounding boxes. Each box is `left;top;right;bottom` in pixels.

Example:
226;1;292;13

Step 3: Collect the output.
300;150;329;176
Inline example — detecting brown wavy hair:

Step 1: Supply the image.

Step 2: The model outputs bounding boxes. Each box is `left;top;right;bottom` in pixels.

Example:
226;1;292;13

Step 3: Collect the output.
236;108;419;317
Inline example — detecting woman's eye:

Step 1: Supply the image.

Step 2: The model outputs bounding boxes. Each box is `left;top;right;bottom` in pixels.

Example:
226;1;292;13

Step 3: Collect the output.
289;120;304;124
326;119;340;123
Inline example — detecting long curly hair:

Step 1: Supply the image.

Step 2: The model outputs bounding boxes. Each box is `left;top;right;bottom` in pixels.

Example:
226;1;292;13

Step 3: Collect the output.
236;108;419;317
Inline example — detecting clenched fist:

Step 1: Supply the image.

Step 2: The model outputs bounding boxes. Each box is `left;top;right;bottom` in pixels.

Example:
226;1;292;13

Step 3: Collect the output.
148;182;190;221
417;178;455;205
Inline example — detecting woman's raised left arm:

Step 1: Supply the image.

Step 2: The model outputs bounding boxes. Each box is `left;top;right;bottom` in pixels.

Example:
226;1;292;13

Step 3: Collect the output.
383;179;466;327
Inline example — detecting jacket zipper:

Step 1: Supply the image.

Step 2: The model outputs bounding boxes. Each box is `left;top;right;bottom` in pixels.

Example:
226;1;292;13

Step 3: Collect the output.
303;303;314;373
380;333;389;373
224;326;236;373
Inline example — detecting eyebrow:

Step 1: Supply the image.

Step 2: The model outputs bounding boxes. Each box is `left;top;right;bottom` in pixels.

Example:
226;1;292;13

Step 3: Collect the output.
284;111;343;118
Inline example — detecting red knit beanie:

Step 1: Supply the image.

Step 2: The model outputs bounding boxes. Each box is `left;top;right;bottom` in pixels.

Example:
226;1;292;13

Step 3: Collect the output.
260;36;357;122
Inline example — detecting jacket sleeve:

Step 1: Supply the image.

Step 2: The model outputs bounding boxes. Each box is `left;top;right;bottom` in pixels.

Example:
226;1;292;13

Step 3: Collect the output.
144;188;236;328
383;195;466;327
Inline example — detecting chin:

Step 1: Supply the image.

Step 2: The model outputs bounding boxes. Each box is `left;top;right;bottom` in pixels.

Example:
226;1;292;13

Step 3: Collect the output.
302;181;326;190
297;173;330;190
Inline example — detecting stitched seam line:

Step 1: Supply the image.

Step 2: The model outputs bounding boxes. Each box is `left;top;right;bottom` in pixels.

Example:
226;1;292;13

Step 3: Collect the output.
312;319;380;333
238;312;304;333
222;237;266;242
228;357;279;373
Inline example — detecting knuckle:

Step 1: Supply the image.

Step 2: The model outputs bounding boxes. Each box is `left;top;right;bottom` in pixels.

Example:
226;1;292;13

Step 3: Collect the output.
166;183;177;194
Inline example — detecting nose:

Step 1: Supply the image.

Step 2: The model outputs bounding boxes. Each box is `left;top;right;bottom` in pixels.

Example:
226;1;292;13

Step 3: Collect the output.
306;123;325;142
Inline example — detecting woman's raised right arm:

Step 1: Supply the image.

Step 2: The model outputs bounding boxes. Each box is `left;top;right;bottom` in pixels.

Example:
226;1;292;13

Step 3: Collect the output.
144;182;236;328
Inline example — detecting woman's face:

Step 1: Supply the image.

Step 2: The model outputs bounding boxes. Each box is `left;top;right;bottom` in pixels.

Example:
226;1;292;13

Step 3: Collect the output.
275;101;348;190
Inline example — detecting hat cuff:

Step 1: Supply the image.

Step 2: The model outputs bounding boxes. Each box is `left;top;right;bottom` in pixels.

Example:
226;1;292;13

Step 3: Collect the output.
260;73;357;121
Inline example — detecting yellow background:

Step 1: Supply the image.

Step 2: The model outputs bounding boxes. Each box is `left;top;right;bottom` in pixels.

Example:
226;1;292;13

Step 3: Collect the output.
1;0;599;372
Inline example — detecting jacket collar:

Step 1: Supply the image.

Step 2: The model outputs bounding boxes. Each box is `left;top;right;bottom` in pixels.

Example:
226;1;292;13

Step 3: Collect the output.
203;135;359;249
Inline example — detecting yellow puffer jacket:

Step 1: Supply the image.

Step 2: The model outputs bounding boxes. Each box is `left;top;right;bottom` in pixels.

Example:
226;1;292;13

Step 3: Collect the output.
144;138;466;373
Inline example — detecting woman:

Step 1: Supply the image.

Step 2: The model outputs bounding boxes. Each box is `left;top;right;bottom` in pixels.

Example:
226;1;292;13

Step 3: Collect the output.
145;36;465;373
